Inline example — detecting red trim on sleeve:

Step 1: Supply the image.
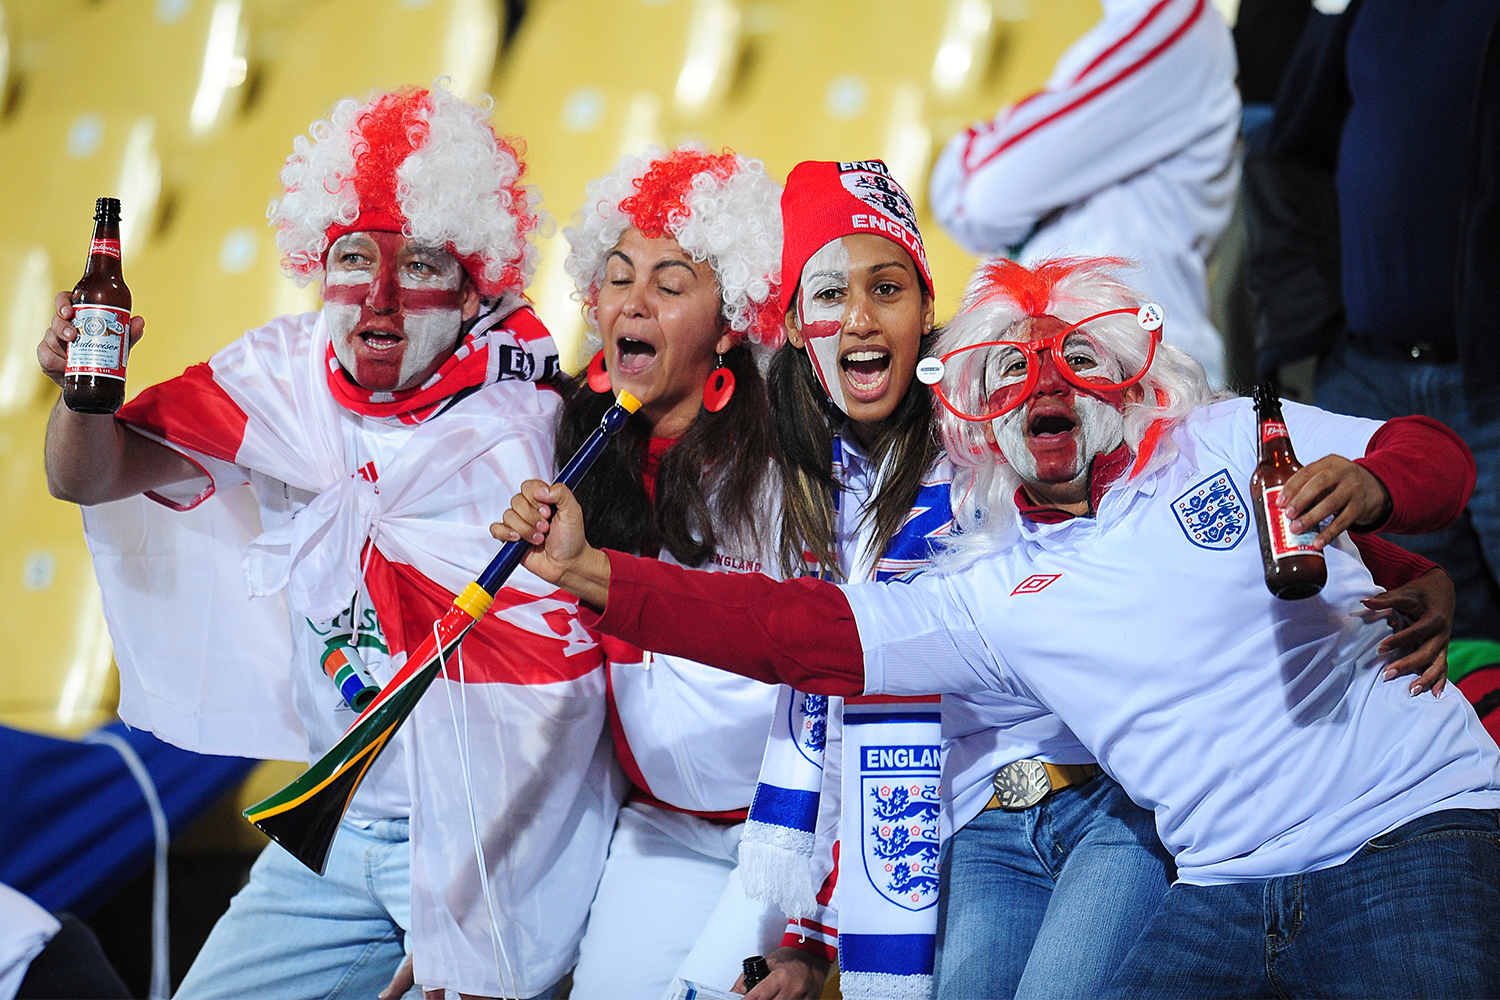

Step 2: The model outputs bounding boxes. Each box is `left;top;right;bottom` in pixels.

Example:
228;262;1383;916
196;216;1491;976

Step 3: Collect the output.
116;363;248;465
964;0;1204;175
817;840;840;907
1069;0;1176;84
1355;416;1476;535
781;922;838;963
141;448;217;512
1351;533;1441;589
596;549;866;696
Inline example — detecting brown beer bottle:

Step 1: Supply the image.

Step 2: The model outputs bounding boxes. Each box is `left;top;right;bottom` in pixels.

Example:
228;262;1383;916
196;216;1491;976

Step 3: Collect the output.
64;197;131;414
1250;383;1326;600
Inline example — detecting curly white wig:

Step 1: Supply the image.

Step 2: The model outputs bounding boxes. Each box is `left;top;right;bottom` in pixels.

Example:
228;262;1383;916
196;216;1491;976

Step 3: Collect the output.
935;256;1230;568
564;145;783;351
268;83;541;298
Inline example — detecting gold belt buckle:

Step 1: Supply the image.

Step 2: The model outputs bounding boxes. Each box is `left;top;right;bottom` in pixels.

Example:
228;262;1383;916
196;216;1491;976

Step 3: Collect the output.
992;758;1052;810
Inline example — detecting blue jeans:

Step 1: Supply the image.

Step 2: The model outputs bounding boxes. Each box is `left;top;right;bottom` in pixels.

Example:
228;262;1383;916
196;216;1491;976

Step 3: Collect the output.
1106;808;1500;998
175;818;419;1000
933;774;1174;1000
1315;341;1500;640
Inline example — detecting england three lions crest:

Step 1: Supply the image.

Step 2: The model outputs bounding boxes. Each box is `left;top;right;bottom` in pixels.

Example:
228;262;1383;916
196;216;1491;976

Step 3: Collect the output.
1172;468;1249;550
839;161;922;236
860;743;941;911
791;692;828;766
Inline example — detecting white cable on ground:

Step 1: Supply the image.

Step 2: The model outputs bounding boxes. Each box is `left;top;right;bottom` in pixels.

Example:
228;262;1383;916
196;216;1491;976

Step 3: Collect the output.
85;729;170;1000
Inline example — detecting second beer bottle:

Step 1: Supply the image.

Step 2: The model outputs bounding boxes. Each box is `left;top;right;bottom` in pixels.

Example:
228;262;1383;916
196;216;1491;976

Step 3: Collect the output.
1250;383;1326;600
64;197;132;414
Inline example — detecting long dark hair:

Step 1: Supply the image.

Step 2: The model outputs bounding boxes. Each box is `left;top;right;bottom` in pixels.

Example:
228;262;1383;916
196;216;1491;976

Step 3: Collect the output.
557;343;772;566
768;328;942;579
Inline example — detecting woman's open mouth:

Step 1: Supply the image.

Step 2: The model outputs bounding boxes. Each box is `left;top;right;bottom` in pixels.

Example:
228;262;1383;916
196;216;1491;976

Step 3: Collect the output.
841;348;892;401
615;337;657;378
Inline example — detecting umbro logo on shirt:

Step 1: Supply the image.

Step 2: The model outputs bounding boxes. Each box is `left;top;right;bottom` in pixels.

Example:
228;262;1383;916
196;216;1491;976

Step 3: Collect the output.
1010;574;1061;596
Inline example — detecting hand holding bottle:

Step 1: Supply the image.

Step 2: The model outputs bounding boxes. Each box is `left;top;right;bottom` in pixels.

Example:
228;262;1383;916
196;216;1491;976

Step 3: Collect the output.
39;290;145;391
1278;454;1393;549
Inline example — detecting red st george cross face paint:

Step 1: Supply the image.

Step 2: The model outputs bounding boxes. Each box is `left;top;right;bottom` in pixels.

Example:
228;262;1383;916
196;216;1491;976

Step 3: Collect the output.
321;231;474;392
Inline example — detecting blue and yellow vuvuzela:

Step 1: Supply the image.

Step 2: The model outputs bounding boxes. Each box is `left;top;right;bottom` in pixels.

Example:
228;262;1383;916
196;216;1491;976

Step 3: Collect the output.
245;391;642;874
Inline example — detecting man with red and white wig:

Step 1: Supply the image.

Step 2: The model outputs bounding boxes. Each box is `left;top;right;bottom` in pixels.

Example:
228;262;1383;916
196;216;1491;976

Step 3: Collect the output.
40;86;615;999
500;257;1499;998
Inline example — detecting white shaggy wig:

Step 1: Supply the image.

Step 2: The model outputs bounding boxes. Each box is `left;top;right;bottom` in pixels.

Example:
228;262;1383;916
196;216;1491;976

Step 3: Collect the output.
564;145;783;351
269;83;541;298
935;256;1230;568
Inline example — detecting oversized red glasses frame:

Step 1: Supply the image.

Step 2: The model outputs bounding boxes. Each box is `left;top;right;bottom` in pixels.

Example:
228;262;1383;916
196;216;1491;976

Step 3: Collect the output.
927;306;1162;423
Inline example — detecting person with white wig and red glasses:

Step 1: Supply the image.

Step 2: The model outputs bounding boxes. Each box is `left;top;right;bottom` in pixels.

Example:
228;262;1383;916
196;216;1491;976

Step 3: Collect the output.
552;145;789;999
40;86;617;999
499;256;1498;998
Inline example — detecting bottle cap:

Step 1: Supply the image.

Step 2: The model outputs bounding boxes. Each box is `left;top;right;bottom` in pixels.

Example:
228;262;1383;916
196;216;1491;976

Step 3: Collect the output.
94;197;121;222
743;955;771;989
1251;382;1278;411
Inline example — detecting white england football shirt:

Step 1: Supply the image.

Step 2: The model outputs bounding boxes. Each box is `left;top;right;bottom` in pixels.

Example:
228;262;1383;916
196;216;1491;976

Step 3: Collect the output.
843;398;1500;884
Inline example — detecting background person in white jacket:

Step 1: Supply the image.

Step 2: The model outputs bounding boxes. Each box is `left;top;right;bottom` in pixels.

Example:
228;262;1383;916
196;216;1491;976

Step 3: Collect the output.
928;0;1241;385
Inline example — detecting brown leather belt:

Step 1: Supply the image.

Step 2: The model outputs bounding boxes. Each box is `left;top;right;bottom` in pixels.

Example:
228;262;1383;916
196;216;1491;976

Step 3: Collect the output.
985;760;1102;811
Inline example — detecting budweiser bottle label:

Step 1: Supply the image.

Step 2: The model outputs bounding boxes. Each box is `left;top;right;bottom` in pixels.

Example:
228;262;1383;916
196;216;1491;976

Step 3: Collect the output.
1261;485;1317;559
67;305;131;380
1260;420;1289;443
89;238;122;260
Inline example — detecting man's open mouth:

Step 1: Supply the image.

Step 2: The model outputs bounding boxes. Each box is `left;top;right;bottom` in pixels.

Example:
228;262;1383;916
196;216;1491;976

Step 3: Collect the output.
1029;413;1077;437
358;330;404;353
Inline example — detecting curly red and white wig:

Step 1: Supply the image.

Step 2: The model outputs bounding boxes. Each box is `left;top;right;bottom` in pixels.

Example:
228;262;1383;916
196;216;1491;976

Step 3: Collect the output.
935;256;1226;566
269;84;540;299
565;145;783;350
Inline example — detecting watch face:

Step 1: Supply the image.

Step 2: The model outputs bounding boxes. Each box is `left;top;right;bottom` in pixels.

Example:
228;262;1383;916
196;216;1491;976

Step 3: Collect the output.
993;758;1052;810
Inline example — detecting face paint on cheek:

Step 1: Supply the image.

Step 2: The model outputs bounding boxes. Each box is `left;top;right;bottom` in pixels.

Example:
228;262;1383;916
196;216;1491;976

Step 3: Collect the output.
992;409;1042;482
1072;393;1126;465
797;240;852;415
325;302;363;378
396;307;463;387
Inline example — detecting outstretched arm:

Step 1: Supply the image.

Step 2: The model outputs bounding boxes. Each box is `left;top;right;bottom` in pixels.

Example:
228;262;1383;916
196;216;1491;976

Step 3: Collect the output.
494;480;867;695
1279;413;1475;548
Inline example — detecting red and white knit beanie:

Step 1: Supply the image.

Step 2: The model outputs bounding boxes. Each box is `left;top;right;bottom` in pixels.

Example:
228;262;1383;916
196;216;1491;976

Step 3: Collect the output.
269;85;541;299
565;145;783;351
779;159;933;315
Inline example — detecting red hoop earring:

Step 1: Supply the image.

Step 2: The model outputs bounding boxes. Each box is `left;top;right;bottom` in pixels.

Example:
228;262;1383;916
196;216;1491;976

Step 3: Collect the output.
703;356;735;412
587;350;611;393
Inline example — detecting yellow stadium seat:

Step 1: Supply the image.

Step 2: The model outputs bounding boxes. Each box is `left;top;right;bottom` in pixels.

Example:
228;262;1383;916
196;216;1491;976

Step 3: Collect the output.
493;0;740;369
0;401;122;738
709;0;1102;322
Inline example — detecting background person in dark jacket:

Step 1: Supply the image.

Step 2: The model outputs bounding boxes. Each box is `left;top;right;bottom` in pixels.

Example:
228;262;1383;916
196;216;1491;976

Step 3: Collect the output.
1245;0;1500;641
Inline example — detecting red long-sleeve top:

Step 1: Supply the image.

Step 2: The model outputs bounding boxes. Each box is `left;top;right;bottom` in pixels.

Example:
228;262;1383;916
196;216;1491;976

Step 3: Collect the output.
595;415;1468;693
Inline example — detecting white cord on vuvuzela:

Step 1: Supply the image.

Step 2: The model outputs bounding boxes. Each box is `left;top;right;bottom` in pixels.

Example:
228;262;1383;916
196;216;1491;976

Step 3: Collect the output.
434;624;517;999
85;729;170;999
